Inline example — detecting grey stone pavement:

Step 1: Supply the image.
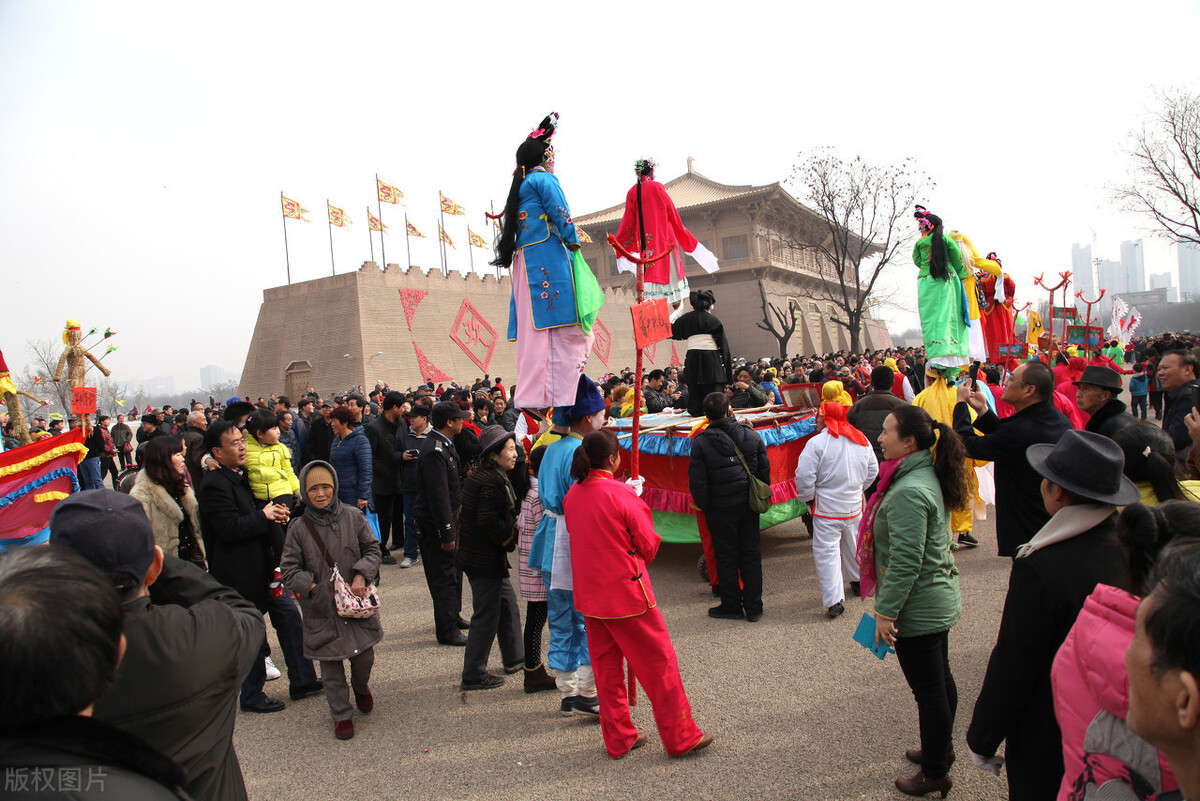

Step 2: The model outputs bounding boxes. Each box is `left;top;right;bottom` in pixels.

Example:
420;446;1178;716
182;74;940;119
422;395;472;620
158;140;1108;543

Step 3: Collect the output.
237;513;1014;801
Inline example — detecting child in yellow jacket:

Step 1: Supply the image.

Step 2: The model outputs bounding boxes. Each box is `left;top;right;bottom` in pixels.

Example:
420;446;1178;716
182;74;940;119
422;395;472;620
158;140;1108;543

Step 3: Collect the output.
244;409;300;503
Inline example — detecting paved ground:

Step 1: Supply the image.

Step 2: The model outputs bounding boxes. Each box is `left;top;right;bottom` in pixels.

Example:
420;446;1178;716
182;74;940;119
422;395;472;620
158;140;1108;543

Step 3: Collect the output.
236;513;1014;801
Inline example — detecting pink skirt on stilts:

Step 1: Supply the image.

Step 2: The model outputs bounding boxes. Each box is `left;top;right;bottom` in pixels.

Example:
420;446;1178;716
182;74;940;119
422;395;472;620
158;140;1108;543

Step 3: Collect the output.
510;248;594;410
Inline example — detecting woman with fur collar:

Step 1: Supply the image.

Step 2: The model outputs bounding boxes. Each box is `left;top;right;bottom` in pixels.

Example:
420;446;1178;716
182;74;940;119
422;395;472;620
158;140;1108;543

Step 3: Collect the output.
130;435;205;567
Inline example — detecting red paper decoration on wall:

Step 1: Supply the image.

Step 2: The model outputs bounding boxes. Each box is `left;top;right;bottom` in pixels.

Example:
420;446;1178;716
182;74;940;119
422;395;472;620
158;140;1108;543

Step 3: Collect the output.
412;341;454;384
449;300;497;373
591;320;612;366
398;289;429;332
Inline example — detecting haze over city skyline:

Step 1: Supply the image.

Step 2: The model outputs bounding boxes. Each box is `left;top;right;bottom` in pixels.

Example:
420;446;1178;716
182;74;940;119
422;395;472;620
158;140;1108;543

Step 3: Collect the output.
3;1;1199;391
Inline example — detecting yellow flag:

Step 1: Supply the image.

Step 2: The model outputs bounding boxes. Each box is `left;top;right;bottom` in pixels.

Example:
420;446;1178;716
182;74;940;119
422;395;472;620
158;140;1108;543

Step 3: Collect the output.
406;221;425;237
377;178;403;205
468;228;488;249
577;227;593;244
440;192;466;216
368;212;388;232
439;224;455;248
282;195;310;221
327;203;351;227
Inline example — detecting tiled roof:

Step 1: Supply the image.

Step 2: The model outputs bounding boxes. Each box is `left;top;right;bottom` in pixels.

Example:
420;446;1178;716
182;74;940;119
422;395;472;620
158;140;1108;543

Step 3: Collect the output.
574;170;779;227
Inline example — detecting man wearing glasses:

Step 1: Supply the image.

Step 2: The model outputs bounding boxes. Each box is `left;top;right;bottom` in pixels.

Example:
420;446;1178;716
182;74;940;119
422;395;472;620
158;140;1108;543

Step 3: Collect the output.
953;360;1071;557
199;419;306;713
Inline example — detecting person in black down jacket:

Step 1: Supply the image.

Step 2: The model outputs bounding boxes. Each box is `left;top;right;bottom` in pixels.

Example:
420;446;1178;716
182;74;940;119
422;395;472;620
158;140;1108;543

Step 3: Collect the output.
455;426;525;690
953;360;1071;557
688;392;771;621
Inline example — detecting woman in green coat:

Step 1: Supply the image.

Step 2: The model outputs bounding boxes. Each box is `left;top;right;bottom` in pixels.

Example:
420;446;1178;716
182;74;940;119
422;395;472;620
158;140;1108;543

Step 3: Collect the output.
913;206;970;369
868;403;971;797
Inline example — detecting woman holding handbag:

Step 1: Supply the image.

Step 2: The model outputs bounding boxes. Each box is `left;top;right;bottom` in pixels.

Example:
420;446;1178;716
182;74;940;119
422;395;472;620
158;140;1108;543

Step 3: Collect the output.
280;461;383;741
130;434;206;569
455;427;525;690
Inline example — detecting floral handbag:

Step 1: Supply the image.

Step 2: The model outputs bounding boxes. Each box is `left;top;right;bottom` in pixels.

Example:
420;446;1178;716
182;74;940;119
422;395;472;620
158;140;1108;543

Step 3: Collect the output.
300;517;379;619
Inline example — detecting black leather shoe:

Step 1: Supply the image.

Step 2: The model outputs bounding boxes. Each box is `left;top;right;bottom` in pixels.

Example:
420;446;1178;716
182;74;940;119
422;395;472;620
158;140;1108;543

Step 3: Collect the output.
289;681;323;701
438;632;468;646
456;616;471;630
745;611;762;623
708;605;743;620
849;581;861;598
240;698;286;714
381;553;397;565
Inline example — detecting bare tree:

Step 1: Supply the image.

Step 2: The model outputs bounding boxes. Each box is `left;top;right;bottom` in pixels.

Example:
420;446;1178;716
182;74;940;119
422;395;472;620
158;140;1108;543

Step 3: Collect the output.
23;338;72;413
785;149;930;353
755;281;799;359
1114;88;1200;245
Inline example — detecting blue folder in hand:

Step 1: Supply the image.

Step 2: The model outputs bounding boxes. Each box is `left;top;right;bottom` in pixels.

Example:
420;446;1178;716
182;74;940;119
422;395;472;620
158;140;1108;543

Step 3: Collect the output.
853;611;895;660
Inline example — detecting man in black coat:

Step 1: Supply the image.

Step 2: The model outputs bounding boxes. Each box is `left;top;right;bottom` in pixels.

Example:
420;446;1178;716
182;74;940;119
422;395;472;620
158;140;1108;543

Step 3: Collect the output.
199;419;296;713
688;392;771;622
413;401;471;645
953;360;1071;557
49;490;264;801
1074;365;1137;439
364;391;408;565
967;430;1138;800
1158;349;1200;473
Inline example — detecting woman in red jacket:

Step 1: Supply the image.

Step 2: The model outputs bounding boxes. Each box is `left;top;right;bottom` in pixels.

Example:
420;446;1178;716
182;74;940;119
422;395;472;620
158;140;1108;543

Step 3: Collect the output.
563;430;712;760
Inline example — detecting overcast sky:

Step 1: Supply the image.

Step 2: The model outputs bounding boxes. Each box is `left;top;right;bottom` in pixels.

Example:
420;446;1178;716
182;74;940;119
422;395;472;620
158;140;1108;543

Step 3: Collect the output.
3;1;1198;391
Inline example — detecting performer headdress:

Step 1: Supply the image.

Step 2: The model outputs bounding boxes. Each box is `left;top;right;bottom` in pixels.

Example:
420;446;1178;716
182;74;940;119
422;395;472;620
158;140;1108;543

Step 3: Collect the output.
985;251;1002;268
634;158;656;178
552;374;605;426
492;112;559;269
689;289;715;310
914;205;950;280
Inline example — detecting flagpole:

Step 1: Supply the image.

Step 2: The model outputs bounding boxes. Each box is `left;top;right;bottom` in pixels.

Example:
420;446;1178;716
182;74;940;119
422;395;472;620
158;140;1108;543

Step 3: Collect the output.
439;191;447;276
281;191;292;285
468;227;475;273
377;174;387;269
327;200;336;275
490;201;500;280
367;206;375;264
404;213;412;270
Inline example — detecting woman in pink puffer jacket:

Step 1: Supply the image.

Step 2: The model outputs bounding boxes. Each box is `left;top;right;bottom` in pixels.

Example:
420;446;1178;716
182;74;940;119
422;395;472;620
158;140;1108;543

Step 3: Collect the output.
1050;502;1199;800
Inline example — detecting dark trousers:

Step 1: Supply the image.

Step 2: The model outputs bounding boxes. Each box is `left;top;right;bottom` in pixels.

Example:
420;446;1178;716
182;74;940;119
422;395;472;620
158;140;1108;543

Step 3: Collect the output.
1149;390;1163;418
400;492;419;559
894;630;957;781
686;383;726;418
240;592;317;705
417;521;463;641
100;457;120;489
117;448;131;470
372;491;404;555
1131;395;1148;419
462;573;523;683
705;505;763;615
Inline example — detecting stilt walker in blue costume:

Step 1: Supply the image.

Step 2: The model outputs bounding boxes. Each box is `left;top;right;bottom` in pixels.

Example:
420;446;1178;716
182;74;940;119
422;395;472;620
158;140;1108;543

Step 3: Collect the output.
526;375;607;717
493;113;603;411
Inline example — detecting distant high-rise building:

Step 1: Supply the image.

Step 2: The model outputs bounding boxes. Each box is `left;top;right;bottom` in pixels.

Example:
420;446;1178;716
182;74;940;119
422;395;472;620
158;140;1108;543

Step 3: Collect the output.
1071;243;1094;295
1149;271;1178;302
200;364;234;389
1180;241;1200;302
1097;258;1125;320
1120;239;1146;294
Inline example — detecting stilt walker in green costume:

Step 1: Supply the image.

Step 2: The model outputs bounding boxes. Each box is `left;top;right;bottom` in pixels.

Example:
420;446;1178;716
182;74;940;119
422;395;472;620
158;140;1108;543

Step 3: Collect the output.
913;206;970;369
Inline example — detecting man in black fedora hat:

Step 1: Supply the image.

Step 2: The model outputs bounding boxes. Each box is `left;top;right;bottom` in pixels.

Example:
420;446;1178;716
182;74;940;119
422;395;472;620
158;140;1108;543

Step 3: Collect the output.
967;430;1140;800
1074;365;1136;439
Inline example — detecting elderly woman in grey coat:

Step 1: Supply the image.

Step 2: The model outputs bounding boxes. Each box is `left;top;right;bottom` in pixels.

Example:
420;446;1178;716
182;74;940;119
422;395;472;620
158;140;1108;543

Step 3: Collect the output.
280;460;383;741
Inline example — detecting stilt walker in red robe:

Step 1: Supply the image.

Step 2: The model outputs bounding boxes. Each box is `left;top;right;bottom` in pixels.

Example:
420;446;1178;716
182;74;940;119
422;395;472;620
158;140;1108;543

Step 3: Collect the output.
977;253;1017;364
564;430;712;760
615;159;719;322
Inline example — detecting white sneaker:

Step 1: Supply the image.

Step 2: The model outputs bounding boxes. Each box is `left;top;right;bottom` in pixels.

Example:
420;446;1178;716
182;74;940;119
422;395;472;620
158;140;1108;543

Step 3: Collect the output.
265;656;281;681
400;557;416;568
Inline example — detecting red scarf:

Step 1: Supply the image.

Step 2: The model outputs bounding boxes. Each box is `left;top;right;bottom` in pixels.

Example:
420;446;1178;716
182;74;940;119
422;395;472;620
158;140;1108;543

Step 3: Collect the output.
819;401;868;446
856;451;917;598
